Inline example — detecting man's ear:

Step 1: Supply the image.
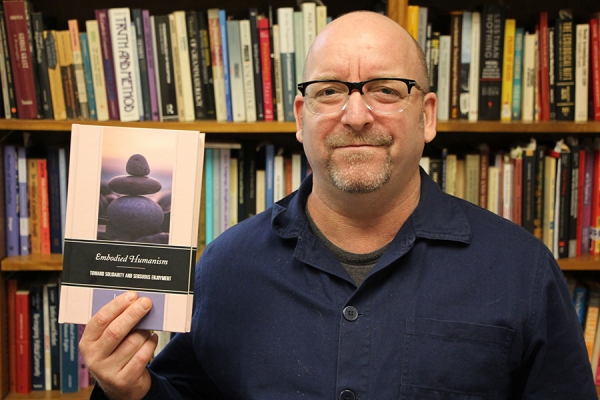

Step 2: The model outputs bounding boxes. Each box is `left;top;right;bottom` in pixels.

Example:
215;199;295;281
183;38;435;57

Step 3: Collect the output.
422;92;437;144
294;94;304;143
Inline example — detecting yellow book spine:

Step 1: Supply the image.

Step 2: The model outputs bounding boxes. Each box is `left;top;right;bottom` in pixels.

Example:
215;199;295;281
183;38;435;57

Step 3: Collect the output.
501;19;516;121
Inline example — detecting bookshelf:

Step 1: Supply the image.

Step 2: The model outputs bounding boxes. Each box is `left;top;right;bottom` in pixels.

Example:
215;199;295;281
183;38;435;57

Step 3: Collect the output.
1;0;600;397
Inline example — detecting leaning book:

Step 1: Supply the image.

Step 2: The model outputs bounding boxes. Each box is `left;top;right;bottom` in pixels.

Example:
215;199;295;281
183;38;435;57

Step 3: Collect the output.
58;124;205;332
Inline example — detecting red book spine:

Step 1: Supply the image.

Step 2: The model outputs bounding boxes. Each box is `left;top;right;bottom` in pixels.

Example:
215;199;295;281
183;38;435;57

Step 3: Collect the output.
258;18;274;121
37;159;50;254
538;12;550;121
3;0;38;119
16;289;31;394
590;18;600;121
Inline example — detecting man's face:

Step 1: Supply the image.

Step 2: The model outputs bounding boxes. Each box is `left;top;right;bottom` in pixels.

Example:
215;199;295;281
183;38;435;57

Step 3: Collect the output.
294;15;436;196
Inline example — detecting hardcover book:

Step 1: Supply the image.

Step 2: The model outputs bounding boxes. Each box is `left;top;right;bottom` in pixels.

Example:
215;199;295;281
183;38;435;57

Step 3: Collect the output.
59;124;205;333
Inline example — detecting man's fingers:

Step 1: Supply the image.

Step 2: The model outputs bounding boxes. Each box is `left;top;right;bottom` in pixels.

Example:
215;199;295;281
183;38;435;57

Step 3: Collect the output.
119;331;159;377
83;291;139;342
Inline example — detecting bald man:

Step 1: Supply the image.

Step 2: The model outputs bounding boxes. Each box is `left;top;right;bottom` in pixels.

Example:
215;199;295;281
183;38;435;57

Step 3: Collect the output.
82;11;596;399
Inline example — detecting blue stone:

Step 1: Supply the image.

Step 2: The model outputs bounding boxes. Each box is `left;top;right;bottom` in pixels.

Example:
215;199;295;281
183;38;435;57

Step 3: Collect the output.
106;195;164;236
108;175;162;195
126;154;150;176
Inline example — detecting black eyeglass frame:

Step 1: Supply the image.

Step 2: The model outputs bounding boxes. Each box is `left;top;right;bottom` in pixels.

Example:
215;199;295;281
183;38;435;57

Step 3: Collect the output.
297;78;423;96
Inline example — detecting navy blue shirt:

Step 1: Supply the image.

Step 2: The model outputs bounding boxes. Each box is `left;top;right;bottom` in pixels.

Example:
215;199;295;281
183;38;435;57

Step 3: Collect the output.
103;170;596;399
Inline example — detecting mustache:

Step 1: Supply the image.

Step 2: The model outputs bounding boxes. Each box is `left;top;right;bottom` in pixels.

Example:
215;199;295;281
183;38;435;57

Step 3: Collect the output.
325;131;394;148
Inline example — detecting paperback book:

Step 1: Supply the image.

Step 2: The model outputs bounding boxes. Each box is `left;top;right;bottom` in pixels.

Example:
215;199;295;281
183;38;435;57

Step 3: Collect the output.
59;124;205;332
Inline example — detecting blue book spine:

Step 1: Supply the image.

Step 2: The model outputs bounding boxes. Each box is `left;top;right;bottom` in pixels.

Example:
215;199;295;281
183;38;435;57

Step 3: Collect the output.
573;286;588;326
46;147;63;253
30;284;45;390
4;145;19;256
79;33;97;120
47;282;60;390
17;146;30;255
205;149;213;244
60;323;79;393
265;144;274;208
219;9;233;122
512;27;524;121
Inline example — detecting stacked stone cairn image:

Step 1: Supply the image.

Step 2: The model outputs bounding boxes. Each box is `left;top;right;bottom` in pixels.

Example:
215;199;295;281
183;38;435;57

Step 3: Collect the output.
98;154;171;244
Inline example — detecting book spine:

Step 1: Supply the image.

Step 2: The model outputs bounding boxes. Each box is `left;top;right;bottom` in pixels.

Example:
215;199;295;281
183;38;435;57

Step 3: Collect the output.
167;13;185;122
522;32;537;122
582;150;595;255
258;18;274;121
219;9;232;121
37;158;50;254
4;144;19;256
511;27;524;120
449;10;462;120
248;8;264;121
278;8;296;122
78;325;89;388
558;150;572;258
68;20;90;119
27;158;41;254
46;147;62;253
204;148;213;244
95;9;120;120
151;15;178;121
79;33;98;120
42;281;51;390
436;35;451;121
293;11;304;92
500;19;516;122
554;10;575;120
172;11;194;122
478;5;504;120
521;150;536;234
207;9;227;122
272;24;283;122
575;23;590;122
0;9;13;118
56;30;80;119
196;11;215;120
301;2;316;59
142;9;159;121
226;19;246;122
7;279;17;392
569;145;580;258
59;323;79;393
47;282;60;390
185;11;207;120
239;19;256;122
16;288;32;393
30;284;45;390
538;12;551;121
85;21;109;121
3;0;39;118
132;9;152;121
31;12;53;119
108;8;140;121
459;11;471;120
265;144;274;208
44;30;66;120
17;146;29;254
591;18;600;121
533;146;546;240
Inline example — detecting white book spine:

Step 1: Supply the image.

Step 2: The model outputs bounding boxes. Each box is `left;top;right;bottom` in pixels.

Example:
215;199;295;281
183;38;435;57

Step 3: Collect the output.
239;20;256;122
43;284;51;389
291;153;302;192
468;12;480;122
272;24;284;122
85;20;109;121
150;16;164;120
417;7;428;52
0;17;10;118
108;8;140;121
302;2;316;59
315;5;327;34
130;22;144;121
207;9;227;122
278;7;296;122
274;154;285;202
293;11;304;86
226;19;246;122
437;35;451;121
174;11;195;122
575;23;589;122
522;32;536;122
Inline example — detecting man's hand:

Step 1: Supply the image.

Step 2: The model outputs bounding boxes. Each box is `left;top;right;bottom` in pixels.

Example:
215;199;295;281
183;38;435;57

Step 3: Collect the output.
80;291;159;400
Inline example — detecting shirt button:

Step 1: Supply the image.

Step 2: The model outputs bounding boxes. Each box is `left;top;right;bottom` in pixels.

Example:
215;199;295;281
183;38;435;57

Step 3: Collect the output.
339;390;356;400
343;306;358;321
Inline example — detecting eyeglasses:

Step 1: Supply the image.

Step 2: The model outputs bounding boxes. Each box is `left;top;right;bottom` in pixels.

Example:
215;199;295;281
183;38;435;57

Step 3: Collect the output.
297;78;423;115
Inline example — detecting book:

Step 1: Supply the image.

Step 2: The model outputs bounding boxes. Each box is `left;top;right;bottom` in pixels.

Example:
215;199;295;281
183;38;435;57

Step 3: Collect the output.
458;11;471;120
0;8;15;119
59;323;78;393
27;158;41;255
17;146;29;255
478;5;504;120
538;12;551;121
171;11;194;122
302;2;316;59
293;11;304;90
167;13;185;123
500;19;516;122
85;20;109;121
581;149;594;255
95;9;120;120
226;19;246;122
16;283;32;393
219;9;232;122
80;32;98;120
522;31;537;122
143;9;160;121
468;12;480;122
583;281;600;361
37;158;50;255
249;8;264;121
30;281;45;390
55;30;80;119
239;19;256;122
132;9;152;121
554;9;575;121
31;12;53;119
45;278;60;390
197;10;215;120
108;8;140;122
511;27;524;121
575;23;589;122
47;146;64;253
7;278;17;392
207;9;227;122
185;11;207;120
448;10;461;120
258;17;274;121
272;24;284;122
152;15;178;121
68;19;90;119
436;35;451;121
59;124;205;333
591;18;600;121
4;144;19;256
278;7;296;122
3;0;39;119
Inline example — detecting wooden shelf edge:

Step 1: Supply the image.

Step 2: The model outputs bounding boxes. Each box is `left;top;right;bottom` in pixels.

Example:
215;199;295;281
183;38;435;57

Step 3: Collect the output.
1;254;63;271
4;386;93;399
436;120;600;133
0;119;298;133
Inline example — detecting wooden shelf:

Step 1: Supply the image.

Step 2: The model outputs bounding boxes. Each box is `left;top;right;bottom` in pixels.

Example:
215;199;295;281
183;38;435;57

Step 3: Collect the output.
0;118;298;134
4;387;92;400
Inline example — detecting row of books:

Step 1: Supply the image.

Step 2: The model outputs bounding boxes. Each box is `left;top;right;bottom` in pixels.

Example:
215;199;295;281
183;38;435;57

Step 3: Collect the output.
3;144;68;257
421;137;600;259
7;274;92;394
565;274;600;385
201;142;310;247
409;5;599;122
0;1;329;123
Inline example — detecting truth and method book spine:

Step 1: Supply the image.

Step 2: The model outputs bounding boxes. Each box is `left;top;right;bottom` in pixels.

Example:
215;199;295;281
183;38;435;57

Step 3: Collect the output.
59;124;205;333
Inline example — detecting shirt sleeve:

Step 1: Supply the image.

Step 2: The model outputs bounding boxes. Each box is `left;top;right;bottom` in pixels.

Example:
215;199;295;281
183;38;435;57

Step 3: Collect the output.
519;248;597;398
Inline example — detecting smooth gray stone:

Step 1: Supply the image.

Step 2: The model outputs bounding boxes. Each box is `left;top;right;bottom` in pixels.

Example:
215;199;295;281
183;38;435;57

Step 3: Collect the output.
106;195;164;235
108;175;162;195
126;154;150;176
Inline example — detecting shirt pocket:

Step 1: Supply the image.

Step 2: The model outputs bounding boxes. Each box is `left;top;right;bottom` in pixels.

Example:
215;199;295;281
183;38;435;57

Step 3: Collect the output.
400;317;515;400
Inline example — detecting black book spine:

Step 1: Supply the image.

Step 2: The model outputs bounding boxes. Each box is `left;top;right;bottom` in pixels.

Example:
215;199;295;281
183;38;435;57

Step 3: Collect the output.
132;8;152;121
197;10;215;119
554;9;575;120
478;5;505;120
153;15;178;121
186;11;206;120
31;12;53;119
249;8;264;120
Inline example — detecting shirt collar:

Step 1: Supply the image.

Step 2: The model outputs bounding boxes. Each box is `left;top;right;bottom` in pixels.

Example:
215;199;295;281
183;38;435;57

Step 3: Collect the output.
271;168;471;245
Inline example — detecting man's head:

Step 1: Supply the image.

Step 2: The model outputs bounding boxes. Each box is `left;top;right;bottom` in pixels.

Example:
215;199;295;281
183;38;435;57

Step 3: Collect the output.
294;11;437;196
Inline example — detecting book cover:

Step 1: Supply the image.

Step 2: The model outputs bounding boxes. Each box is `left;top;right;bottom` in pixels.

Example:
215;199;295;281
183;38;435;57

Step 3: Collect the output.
17;146;29;255
258;17;274;121
226;19;246;122
207;9;227;122
95;9;120;120
278;7;296;122
478;5;504;120
554;9;575;121
4;144;19;256
151;15;178;121
239;19;257;122
59;124;205;333
59;323;78;393
80;32;98;120
132;9;151;121
31;12;53;119
108;8;140;122
249;8;264;121
142;9;159;121
68;19;90;119
85;20;109;121
3;0;39;119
